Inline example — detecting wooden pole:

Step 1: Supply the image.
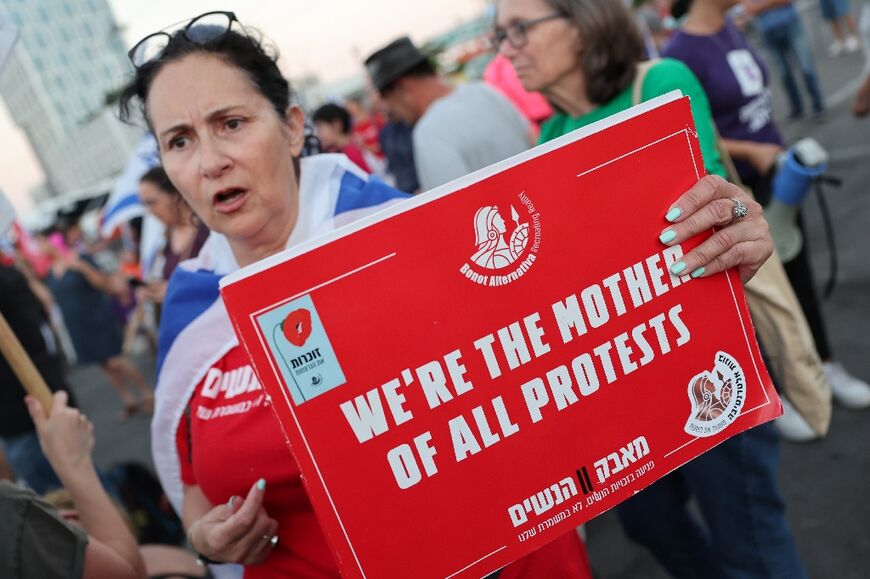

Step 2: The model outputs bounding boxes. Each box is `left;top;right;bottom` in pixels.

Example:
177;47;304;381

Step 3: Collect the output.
0;310;53;413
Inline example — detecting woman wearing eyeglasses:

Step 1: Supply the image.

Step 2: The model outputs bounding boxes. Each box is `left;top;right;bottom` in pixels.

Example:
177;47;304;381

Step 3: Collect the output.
119;12;593;579
494;0;806;577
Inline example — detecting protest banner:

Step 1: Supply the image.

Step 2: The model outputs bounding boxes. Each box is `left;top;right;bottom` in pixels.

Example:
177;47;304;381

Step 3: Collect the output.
220;92;781;578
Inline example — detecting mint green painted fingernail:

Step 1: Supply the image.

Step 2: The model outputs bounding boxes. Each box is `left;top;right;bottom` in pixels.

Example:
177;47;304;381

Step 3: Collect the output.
671;261;687;275
690;267;706;278
666;207;682;222
228;496;236;508
257;478;266;491
659;229;677;244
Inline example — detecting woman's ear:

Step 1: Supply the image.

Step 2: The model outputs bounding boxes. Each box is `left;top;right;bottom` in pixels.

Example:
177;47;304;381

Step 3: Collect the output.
283;105;306;157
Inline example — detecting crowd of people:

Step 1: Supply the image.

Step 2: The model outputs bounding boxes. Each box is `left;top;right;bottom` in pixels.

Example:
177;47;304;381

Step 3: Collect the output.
1;0;869;577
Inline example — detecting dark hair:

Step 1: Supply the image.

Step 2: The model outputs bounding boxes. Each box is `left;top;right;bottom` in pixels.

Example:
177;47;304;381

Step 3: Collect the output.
139;165;199;226
119;27;293;128
671;0;693;20
312;103;352;135
543;0;644;105
381;59;436;95
139;165;179;196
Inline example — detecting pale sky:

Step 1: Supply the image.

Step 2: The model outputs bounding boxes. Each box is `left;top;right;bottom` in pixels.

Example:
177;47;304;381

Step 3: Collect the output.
0;0;490;216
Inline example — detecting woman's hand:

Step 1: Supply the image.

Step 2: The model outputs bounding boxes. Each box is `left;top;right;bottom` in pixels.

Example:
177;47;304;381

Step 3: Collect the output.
62;252;85;271
62;253;112;293
25;391;95;476
144;280;168;304
63;250;89;272
27;391;147;579
658;175;772;284
188;479;279;566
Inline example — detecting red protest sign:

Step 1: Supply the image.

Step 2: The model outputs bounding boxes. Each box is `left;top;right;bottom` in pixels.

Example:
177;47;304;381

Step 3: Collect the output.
221;94;780;578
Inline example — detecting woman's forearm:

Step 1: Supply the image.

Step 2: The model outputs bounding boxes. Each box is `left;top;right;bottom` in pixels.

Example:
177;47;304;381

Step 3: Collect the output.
57;461;145;578
721;138;753;161
721;138;782;174
74;260;110;292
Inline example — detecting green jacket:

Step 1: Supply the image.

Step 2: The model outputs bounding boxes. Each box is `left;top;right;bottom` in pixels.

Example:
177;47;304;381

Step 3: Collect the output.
539;58;726;179
0;481;88;579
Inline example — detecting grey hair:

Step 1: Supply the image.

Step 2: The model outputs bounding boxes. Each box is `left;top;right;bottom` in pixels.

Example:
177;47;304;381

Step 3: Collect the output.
543;0;645;105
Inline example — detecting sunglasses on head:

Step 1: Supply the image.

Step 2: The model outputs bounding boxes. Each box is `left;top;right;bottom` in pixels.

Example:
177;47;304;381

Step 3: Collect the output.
128;11;243;68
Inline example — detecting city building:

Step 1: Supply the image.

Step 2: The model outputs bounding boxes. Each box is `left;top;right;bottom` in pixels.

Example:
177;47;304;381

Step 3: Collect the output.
0;0;141;201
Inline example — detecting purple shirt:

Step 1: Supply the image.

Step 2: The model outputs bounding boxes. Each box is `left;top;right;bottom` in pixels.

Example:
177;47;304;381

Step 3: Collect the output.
663;19;784;180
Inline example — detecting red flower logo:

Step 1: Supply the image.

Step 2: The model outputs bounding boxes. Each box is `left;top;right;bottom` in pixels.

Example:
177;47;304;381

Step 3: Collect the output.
282;308;312;347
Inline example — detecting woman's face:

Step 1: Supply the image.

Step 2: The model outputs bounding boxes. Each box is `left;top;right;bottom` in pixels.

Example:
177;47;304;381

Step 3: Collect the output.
496;0;582;93
146;53;305;260
314;120;342;151
138;180;179;227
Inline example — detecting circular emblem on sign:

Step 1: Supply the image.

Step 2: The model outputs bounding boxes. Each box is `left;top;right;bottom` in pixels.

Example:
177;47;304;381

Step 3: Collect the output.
281;308;312;347
684;351;746;437
459;192;541;287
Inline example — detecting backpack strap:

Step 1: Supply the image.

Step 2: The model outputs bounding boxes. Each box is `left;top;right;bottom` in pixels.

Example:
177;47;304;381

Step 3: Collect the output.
631;58;661;106
632;58;744;187
714;129;745;187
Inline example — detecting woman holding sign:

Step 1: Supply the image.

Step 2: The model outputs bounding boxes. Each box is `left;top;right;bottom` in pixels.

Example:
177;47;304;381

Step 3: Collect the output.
119;12;593;578
494;0;806;576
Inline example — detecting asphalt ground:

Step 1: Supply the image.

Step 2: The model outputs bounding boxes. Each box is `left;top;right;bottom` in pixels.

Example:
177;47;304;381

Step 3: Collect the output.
65;4;869;577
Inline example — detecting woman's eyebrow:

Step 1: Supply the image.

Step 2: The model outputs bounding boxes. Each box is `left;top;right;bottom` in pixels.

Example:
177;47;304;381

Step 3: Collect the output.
159;106;247;139
205;105;246;121
159;122;190;140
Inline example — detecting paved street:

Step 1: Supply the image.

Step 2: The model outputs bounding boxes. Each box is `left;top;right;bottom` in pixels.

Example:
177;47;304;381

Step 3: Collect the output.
66;3;869;577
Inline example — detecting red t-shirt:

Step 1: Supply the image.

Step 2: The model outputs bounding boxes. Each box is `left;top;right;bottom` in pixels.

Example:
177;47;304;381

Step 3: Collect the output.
177;347;591;578
176;345;339;578
351;114;386;158
341;144;371;173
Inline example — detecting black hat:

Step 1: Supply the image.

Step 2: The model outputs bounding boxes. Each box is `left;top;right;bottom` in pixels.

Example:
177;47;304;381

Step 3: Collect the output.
365;37;429;92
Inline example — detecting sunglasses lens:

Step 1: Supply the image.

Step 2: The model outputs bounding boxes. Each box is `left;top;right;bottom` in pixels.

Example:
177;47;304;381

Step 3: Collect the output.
186;12;233;43
130;12;236;67
131;35;169;67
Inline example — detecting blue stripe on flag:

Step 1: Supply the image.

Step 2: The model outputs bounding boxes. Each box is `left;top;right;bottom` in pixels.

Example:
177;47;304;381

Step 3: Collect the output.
156;267;223;378
335;172;409;216
103;192;142;224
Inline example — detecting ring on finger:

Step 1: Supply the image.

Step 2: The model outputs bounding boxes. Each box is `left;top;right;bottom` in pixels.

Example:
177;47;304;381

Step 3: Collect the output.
262;534;278;548
729;198;749;223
